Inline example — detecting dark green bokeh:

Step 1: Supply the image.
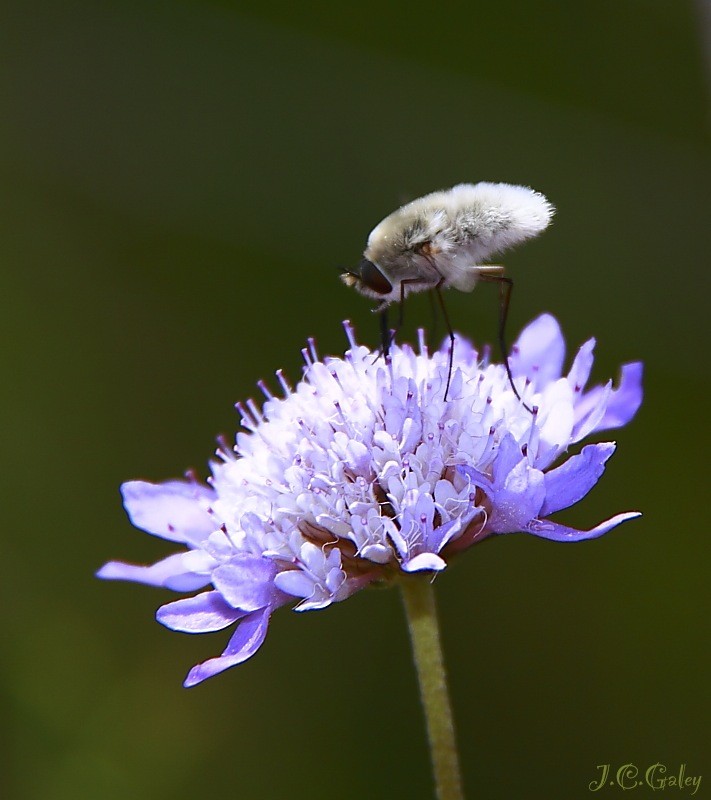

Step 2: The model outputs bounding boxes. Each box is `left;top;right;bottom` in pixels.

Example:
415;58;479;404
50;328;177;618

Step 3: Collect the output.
2;2;709;798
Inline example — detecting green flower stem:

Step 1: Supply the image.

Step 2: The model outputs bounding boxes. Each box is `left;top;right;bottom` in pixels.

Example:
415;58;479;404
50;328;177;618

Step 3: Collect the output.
400;576;465;800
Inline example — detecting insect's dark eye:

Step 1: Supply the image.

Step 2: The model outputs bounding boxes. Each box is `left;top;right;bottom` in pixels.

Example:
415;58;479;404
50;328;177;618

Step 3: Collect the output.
358;258;392;295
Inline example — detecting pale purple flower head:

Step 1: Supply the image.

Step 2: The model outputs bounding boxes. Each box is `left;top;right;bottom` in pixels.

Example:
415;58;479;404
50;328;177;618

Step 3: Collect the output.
98;314;643;686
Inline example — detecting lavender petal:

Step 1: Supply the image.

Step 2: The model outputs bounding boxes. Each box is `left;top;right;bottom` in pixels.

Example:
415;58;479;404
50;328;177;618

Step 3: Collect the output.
96;550;215;591
594;362;644;431
488;460;546;533
510;313;565;388
183;606;272;687
492;433;527;484
525;511;641;542
541;442;616;516
121;480;217;545
567;337;596;393
574;362;643;438
157;591;246;632
211;555;277;611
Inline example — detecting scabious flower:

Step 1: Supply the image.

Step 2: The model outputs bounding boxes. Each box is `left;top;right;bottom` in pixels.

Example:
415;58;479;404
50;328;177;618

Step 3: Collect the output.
98;314;642;686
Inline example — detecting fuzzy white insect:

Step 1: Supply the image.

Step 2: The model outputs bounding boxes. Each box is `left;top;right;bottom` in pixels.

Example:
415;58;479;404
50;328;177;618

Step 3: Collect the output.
342;182;555;404
343;182;554;306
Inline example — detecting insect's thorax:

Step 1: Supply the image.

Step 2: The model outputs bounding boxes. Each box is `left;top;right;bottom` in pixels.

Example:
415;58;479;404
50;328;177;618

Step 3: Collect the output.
364;207;483;297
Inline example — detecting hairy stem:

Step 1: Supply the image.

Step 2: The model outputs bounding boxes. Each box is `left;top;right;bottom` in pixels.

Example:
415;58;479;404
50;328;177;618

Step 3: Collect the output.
401;576;465;800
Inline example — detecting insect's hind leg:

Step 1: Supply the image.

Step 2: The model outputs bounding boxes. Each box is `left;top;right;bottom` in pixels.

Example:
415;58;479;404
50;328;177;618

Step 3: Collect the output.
478;270;533;413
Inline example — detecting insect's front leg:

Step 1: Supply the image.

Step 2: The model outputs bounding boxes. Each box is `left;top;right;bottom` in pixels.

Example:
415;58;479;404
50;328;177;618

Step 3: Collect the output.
368;302;392;364
394;276;437;338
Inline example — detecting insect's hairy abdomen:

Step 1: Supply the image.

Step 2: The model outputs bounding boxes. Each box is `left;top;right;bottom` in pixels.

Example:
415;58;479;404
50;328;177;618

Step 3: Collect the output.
361;181;554;290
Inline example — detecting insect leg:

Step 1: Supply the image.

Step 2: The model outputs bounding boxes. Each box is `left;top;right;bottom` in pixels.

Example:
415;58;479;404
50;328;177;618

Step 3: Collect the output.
413;254;456;401
478;272;533;413
370;290;399;364
389;277;432;350
379;305;391;357
432;281;456;401
369;296;394;364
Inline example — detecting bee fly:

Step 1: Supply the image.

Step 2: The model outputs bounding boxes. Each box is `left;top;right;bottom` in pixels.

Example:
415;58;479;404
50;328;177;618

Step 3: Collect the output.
342;182;555;406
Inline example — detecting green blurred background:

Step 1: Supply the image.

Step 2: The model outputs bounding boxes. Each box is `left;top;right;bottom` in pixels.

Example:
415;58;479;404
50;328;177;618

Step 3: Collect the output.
2;1;709;798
